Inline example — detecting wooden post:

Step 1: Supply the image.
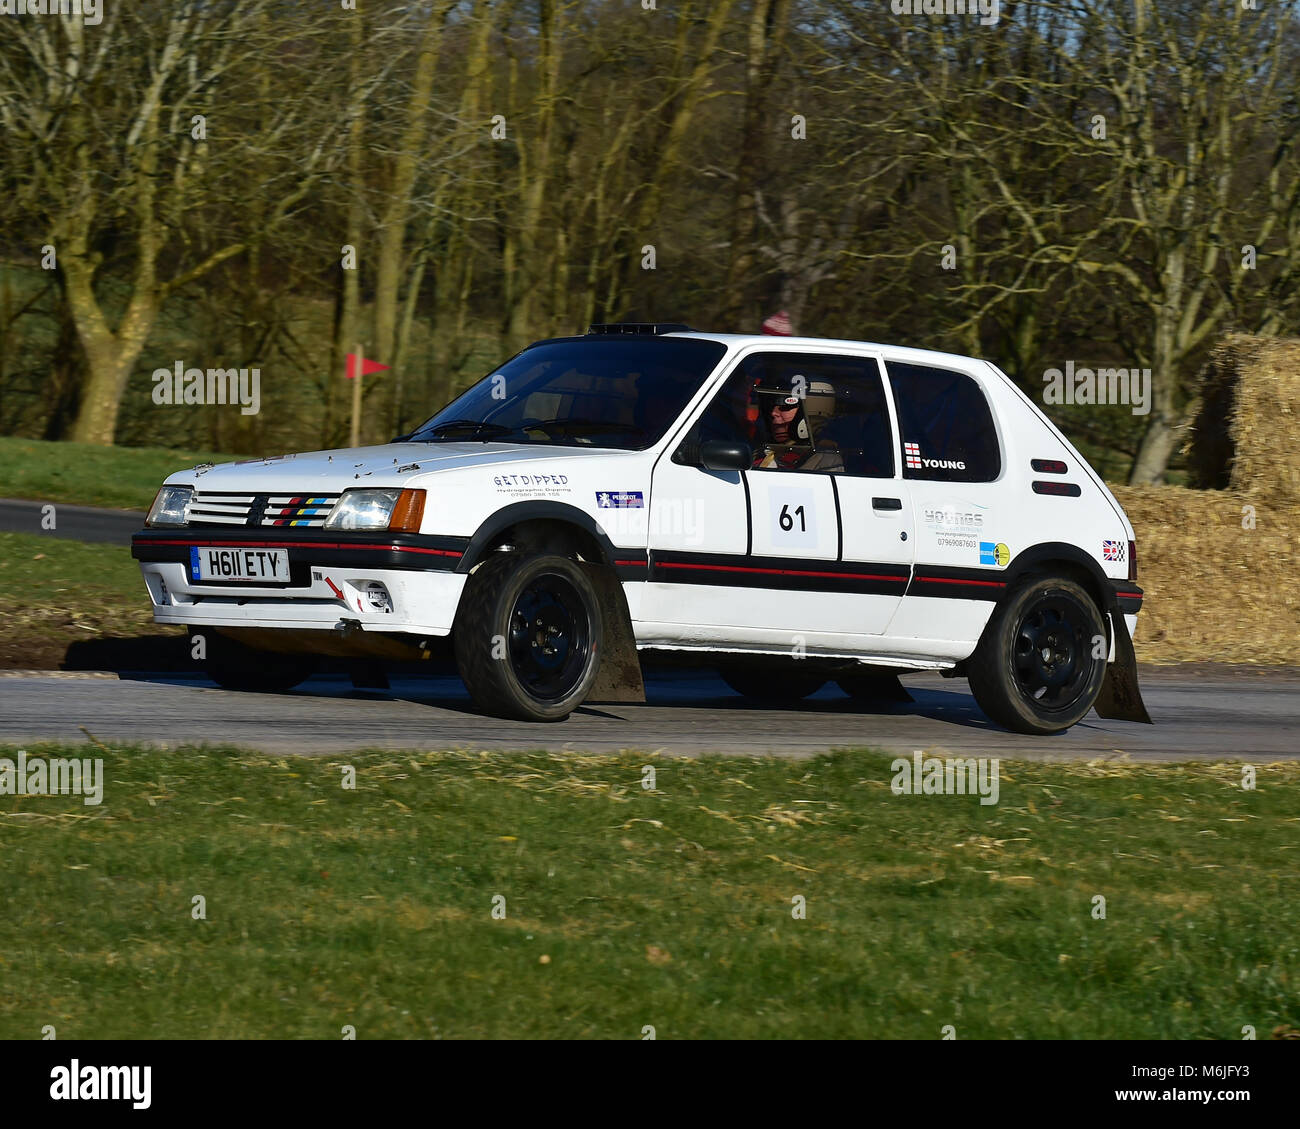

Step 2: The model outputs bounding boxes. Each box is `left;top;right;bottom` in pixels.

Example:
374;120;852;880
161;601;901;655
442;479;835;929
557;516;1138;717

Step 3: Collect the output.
349;344;363;448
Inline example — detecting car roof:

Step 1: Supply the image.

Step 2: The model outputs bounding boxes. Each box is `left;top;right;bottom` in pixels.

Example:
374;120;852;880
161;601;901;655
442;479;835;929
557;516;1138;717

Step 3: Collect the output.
532;329;1001;378
660;331;992;371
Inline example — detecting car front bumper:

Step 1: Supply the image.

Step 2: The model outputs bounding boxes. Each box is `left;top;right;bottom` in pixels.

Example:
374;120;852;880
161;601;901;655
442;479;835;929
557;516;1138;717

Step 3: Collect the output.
132;528;470;636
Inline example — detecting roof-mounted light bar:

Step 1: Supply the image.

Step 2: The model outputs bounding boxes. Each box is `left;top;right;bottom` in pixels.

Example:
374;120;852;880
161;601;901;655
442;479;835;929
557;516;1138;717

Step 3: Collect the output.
587;322;693;335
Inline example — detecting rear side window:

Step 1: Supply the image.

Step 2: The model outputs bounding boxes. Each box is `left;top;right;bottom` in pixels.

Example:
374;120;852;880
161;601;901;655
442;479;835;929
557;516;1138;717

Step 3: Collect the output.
886;361;1001;482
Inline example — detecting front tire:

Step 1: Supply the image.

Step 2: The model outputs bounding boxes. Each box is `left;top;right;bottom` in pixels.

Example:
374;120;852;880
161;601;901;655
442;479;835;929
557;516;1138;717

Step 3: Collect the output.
453;553;602;721
967;576;1107;734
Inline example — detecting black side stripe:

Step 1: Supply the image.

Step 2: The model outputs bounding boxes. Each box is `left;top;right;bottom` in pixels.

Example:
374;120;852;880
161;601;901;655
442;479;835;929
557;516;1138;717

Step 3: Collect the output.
611;550;650;582
650;551;909;596
907;567;1008;602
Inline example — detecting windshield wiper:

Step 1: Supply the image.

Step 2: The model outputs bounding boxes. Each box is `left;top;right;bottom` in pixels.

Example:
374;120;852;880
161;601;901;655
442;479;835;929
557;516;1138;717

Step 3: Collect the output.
416;420;515;441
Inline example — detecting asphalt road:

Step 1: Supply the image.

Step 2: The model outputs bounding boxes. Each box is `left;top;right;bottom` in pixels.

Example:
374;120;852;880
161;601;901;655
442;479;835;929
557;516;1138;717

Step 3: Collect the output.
0;497;143;543
1;666;1296;761
2;497;1296;761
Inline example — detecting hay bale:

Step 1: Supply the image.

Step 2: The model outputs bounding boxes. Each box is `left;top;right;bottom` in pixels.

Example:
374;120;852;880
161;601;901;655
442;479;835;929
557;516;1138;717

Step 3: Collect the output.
1187;335;1300;504
1111;485;1299;664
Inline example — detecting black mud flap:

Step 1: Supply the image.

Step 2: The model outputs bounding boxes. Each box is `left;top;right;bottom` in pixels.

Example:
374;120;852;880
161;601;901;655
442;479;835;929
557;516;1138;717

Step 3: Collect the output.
1093;609;1153;723
582;562;646;704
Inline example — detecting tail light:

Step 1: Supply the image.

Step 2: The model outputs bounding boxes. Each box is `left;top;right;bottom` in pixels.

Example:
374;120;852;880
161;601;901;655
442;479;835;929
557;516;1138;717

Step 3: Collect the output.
1128;540;1137;583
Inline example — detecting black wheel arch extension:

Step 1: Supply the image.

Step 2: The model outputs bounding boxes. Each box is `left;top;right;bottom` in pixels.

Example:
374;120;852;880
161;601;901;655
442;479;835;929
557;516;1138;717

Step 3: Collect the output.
952;544;1136;677
1001;541;1130;614
457;501;621;572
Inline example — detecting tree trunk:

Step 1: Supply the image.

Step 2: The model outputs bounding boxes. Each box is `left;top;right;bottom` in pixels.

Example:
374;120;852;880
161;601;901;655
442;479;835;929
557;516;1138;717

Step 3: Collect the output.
41;285;86;441
329;9;367;448
64;250;158;446
1128;412;1181;485
722;0;791;328
373;4;453;368
68;333;152;445
506;0;560;352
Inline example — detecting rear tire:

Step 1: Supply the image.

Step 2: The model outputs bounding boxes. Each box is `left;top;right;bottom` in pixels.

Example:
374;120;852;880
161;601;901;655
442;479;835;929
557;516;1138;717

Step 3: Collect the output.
453;553;602;721
719;665;826;702
967;576;1106;734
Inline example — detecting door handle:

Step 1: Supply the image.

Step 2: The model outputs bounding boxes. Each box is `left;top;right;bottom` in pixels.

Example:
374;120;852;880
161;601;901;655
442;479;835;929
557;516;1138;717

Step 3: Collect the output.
872;497;903;510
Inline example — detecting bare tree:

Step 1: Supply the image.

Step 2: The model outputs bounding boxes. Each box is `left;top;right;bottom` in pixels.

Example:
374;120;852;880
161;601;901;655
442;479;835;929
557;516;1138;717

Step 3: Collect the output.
0;2;347;444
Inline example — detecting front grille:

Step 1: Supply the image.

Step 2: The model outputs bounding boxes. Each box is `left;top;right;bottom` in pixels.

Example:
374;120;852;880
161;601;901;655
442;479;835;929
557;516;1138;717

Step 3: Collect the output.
188;492;255;526
189;491;339;528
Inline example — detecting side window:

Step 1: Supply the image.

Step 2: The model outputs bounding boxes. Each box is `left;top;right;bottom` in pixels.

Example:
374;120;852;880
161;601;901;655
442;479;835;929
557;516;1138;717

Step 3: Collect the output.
804;359;894;478
678;352;895;475
694;366;756;448
673;364;756;465
886;361;1001;482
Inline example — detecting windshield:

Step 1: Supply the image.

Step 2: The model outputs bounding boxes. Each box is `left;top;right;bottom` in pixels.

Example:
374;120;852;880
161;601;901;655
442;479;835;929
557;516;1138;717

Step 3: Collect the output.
407;336;727;450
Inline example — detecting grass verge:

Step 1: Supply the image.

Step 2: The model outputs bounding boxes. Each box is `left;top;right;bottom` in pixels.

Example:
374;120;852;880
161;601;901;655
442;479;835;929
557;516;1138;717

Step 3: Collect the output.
0;533;154;668
0;436;238;511
1;743;1295;1039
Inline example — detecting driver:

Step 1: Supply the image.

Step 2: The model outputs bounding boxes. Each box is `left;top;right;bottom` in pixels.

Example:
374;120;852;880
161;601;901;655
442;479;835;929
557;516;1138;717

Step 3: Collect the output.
752;373;814;469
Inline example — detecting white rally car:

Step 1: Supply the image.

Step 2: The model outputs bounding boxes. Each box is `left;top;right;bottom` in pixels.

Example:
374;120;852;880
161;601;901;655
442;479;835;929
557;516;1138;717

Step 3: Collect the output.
133;324;1150;734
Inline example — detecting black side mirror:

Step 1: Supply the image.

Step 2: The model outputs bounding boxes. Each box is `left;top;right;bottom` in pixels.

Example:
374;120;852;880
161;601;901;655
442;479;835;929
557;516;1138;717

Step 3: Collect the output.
699;439;752;472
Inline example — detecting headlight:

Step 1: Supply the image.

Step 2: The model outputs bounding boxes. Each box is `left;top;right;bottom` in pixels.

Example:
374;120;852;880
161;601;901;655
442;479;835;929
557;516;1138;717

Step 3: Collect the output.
146;485;193;527
324;488;425;532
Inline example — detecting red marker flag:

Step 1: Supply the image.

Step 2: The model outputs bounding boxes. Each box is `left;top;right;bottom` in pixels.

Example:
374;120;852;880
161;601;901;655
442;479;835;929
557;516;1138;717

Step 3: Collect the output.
345;353;390;379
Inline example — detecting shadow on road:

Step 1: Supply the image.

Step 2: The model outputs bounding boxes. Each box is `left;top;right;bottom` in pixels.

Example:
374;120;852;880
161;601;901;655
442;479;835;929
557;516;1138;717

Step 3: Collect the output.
55;633;1096;738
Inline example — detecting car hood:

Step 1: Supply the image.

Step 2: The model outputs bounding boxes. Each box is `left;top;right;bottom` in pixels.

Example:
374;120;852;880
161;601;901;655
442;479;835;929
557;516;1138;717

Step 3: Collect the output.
168;441;630;493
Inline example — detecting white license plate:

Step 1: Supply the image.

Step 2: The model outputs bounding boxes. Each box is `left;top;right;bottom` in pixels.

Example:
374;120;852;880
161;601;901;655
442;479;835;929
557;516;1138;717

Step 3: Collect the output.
189;546;290;583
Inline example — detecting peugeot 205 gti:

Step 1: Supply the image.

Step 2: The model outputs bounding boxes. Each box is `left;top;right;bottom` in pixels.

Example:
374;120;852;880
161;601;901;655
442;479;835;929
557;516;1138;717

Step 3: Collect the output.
133;324;1151;734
